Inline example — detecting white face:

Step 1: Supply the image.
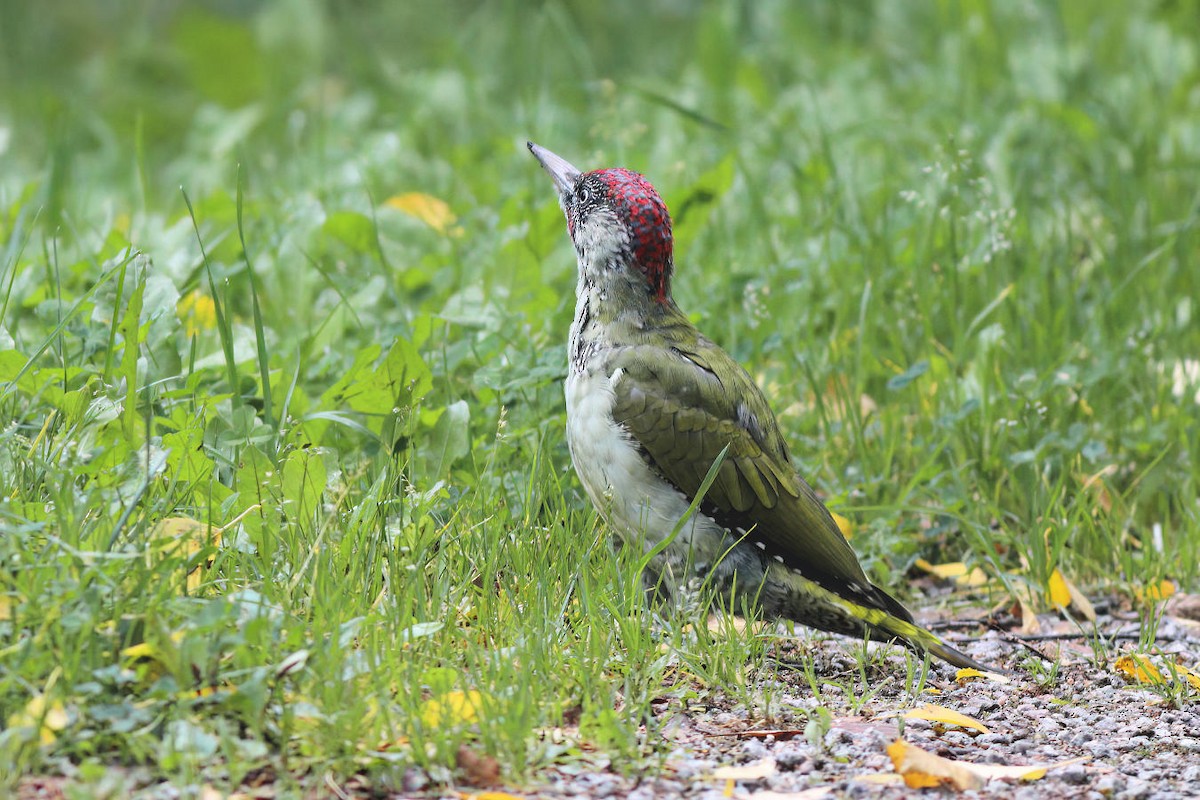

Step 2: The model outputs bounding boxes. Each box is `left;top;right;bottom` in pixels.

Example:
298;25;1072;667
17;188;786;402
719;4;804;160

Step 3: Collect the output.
569;201;630;283
529;144;673;302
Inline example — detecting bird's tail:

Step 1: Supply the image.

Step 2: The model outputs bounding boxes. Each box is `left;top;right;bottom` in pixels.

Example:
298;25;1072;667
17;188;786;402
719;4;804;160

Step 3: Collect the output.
768;566;1007;674
861;588;1008;675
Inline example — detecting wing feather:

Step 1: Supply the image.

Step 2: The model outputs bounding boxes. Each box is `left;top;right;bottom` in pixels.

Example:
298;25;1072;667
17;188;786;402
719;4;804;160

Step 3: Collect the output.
609;342;876;598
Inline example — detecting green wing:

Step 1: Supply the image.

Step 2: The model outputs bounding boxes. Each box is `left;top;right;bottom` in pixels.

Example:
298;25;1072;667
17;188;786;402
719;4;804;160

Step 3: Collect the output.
608;338;889;606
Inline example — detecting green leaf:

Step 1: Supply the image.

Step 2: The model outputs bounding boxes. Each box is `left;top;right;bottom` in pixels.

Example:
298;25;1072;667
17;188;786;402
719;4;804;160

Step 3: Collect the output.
418;400;470;480
119;278;146;436
282;448;326;525
887;360;930;391
323;210;377;253
233;446;281;557
336;338;432;416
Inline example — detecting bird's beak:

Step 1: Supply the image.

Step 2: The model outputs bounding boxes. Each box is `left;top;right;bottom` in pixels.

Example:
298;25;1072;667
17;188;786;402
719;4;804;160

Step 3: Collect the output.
528;142;581;197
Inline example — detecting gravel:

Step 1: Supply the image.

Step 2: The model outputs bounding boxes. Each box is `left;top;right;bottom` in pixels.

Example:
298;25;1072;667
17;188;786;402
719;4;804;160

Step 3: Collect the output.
512;602;1200;800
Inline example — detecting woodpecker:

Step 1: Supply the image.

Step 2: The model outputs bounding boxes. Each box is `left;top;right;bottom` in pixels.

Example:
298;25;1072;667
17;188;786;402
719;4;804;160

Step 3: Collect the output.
529;142;999;672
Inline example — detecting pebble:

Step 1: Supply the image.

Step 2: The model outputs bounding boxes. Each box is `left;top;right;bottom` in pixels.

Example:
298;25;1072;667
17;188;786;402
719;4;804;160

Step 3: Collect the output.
514;626;1200;800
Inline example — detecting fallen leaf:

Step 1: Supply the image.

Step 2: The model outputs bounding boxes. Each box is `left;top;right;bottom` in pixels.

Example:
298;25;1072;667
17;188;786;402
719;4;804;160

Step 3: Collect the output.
1064;576;1097;621
1173;663;1200;690
456;744;501;787
1008;585;1041;634
7;693;69;746
710;758;777;782
914;559;989;587
421;690;483;728
1047;569;1071;608
889;739;975;789
903;704;989;733
148;516;221;592
955;668;1011;685
888;739;1084;790
1114;654;1165;685
1136;580;1177;603
1045;569;1096;620
386;192;459;235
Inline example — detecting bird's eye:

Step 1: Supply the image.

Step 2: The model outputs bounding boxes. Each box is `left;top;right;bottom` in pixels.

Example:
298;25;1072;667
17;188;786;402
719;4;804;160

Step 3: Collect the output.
577;186;591;204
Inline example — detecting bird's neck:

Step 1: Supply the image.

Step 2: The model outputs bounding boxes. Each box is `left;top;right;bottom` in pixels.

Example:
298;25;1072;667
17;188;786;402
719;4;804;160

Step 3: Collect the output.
569;255;692;373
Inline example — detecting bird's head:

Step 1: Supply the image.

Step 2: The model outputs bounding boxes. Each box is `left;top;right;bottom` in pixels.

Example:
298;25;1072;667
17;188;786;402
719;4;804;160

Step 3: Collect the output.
529;142;674;305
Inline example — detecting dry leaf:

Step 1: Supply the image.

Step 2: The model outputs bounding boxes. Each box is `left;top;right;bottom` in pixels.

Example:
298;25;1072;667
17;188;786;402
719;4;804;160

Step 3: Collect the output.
1012;587;1041;634
386;192;459;234
710;758;777;781
889;739;978;789
456;745;501;787
421;690;483;728
888;740;1083;790
1114;654;1166;685
955;668;1010;685
468;793;527;800
1079;465;1116;513
1173;663;1200;690
903;703;989;733
148;516;221;592
1047;569;1071;608
1136;580;1177;603
914;559;989;587
7;694;69;746
1064;576;1097;621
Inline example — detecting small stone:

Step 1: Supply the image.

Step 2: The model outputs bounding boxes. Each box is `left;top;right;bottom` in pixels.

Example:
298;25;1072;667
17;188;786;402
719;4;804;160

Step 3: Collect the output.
741;738;769;759
1059;765;1089;785
775;747;809;772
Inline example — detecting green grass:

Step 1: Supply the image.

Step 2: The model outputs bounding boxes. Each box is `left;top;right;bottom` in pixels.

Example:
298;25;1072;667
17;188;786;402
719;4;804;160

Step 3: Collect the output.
1;0;1198;794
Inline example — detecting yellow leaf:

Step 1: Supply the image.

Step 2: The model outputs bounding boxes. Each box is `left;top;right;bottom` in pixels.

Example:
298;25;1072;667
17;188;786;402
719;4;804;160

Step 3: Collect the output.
955;668;1011;685
830;512;852;540
7;694;68;746
421;689;483;728
386;192;458;234
888;739;1084;790
148;516;220;592
888;739;977;790
915;559;965;579
914;559;990;588
177;290;217;336
1047;569;1071;607
1175;663;1200;690
1136;580;1177;602
903;703;989;733
121;642;158;660
1115;654;1165;685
